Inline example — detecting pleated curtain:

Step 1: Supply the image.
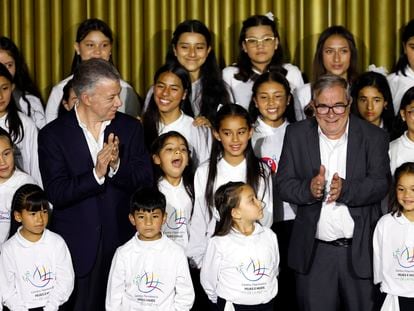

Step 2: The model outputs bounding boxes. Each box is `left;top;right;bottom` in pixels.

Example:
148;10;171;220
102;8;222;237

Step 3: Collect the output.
1;0;413;103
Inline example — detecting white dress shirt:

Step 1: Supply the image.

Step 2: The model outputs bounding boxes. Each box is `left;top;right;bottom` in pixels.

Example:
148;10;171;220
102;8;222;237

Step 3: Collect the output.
74;106;118;184
315;124;355;241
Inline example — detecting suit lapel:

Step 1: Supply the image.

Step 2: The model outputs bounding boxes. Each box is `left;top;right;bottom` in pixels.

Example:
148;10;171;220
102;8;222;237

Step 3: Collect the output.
306;118;321;173
65;110;95;168
346;116;362;180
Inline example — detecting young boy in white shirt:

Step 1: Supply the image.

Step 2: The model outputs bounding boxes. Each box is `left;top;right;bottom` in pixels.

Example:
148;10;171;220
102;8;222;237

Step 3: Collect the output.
105;187;195;310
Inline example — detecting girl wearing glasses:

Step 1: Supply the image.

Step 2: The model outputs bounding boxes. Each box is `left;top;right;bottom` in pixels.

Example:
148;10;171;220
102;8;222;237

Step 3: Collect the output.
351;71;395;135
222;14;304;110
389;87;414;175
294;25;358;120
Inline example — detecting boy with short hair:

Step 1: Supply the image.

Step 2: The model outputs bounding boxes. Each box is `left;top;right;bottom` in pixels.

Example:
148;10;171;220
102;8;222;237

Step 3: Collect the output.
105;187;195;310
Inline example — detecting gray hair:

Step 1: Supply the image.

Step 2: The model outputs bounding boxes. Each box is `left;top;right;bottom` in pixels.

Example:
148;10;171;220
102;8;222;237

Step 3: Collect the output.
311;74;351;101
72;58;121;96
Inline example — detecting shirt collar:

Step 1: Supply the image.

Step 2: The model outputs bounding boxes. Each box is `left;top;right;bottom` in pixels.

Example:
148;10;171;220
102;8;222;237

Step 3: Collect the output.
318;118;349;144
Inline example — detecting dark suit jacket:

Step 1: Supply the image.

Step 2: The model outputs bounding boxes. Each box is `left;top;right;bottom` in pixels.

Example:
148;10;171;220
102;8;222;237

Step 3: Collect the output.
38;110;153;277
276;115;390;278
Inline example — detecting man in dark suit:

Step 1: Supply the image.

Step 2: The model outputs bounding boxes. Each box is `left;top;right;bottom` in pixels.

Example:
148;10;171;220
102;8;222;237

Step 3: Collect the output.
38;58;153;310
276;74;390;310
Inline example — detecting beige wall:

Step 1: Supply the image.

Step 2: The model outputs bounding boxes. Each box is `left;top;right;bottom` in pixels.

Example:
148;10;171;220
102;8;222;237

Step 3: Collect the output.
1;0;413;101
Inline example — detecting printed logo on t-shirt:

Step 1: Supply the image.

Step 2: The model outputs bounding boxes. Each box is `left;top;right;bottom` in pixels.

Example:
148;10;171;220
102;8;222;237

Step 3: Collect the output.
394;246;414;268
166;209;187;230
23;265;54;288
134;271;164;293
238;258;270;282
0;211;10;222
260;157;277;173
392;246;414;282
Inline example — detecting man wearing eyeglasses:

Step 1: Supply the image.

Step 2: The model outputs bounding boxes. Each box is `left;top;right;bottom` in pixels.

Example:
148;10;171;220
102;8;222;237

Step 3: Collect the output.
276;74;390;310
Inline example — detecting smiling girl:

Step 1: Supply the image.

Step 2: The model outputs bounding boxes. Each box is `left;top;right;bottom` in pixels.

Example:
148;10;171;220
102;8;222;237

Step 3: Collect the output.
187;104;273;270
142;62;211;166
374;162;414;311
145;20;232;126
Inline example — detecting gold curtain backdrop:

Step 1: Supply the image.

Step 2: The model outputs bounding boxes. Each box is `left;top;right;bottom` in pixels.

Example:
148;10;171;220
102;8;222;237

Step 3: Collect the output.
0;0;413;102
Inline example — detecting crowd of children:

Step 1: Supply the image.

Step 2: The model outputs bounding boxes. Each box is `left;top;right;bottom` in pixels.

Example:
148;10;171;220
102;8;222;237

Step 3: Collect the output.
0;12;413;311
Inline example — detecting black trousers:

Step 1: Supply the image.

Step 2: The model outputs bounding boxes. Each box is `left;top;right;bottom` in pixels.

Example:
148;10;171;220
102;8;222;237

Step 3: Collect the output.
296;240;377;311
61;235;113;311
399;297;414;311
272;220;298;311
217;297;274;311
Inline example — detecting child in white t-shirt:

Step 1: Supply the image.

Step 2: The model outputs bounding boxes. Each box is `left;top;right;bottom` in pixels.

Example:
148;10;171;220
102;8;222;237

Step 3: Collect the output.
373;162;414;311
201;181;279;310
105;187;194;311
0;184;74;310
151;131;194;251
0;128;36;245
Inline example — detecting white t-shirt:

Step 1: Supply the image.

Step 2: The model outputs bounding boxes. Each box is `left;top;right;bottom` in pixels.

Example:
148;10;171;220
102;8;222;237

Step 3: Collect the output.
158;177;192;251
187;158;273;268
373;213;414;302
200;224;279;306
0;228;74;310
252;118;296;221
0;169;36;245
222;63;304;110
293;83;312;121
389;131;414;175
15;92;46;129
0;112;42;186
387;65;414;114
106;234;194;311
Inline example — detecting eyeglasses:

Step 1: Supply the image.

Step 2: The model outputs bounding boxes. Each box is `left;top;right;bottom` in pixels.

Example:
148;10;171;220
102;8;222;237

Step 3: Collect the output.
244;36;276;47
314;103;349;115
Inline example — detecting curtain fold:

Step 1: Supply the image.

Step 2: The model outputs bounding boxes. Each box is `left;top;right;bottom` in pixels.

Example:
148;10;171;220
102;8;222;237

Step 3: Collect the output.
0;0;413;103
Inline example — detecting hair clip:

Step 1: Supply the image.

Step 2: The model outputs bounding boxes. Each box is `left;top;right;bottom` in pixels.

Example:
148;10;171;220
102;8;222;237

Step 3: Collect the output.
367;64;389;76
265;12;274;21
